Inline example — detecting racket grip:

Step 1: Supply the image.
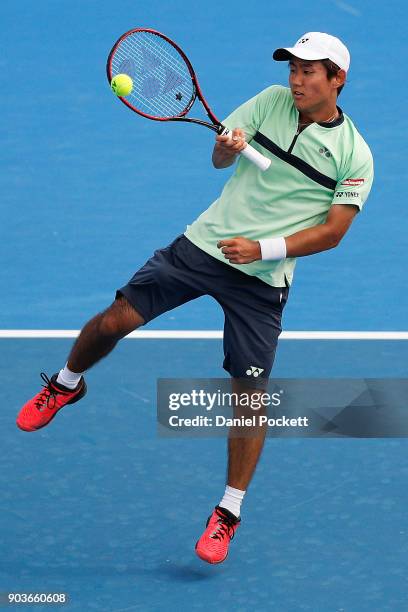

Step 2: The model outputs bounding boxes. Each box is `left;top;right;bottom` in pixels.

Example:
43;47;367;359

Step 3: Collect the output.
222;128;271;171
241;143;271;171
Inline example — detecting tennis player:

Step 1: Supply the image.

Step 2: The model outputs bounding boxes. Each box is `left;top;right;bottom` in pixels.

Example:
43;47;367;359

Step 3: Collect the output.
17;32;373;565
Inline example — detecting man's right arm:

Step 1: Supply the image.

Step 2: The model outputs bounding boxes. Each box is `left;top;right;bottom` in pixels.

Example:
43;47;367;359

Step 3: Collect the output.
212;128;247;169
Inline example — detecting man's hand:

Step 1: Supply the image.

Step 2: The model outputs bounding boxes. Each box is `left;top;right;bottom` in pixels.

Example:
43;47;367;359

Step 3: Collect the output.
212;128;247;169
217;237;261;264
215;128;247;153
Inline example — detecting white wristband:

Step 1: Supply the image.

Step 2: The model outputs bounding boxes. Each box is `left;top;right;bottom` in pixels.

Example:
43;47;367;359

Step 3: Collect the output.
258;237;287;261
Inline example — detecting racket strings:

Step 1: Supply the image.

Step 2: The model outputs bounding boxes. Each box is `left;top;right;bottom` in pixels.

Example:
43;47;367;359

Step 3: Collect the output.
111;31;195;118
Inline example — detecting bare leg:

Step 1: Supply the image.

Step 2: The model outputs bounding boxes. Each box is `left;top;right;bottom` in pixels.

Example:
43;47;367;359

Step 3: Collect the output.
67;295;144;373
227;378;268;491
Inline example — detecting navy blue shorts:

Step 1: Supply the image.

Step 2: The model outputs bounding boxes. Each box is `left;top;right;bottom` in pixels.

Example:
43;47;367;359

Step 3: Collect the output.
116;235;289;386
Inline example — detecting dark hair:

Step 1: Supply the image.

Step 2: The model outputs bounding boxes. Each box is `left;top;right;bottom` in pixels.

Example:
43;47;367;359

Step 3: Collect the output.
321;59;345;96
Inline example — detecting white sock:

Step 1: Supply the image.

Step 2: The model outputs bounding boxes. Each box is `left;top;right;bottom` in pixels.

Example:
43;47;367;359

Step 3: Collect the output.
57;363;83;389
219;485;246;519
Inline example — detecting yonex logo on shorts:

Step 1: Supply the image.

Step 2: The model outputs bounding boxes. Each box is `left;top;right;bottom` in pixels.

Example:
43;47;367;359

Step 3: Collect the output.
246;366;264;377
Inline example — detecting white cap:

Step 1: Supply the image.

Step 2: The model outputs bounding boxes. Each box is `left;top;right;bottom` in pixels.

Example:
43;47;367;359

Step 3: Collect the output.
273;32;350;72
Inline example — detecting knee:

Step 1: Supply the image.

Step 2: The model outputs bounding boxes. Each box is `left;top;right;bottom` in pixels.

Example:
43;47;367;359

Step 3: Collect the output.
99;296;144;338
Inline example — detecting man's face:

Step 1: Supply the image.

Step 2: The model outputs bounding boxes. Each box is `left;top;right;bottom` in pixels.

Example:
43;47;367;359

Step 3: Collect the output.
288;57;337;114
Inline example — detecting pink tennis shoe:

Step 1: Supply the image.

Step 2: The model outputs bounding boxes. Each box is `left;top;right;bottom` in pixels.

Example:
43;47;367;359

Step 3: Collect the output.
195;505;241;564
17;372;87;432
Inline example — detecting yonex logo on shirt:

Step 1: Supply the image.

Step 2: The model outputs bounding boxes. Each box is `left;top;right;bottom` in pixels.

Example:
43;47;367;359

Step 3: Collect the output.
319;146;331;158
335;191;359;198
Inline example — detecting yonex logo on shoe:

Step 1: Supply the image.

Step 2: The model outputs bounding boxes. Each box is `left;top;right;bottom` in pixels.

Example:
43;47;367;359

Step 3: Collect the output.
245;366;264;377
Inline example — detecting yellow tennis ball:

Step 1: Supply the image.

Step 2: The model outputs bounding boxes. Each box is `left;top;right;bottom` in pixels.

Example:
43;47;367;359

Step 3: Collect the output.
111;74;133;97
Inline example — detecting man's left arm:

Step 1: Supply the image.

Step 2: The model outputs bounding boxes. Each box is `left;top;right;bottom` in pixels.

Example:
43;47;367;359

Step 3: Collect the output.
218;142;374;264
285;203;359;256
217;204;359;264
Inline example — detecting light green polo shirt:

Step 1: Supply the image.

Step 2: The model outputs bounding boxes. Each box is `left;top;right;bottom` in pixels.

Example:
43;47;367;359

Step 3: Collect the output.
184;85;374;287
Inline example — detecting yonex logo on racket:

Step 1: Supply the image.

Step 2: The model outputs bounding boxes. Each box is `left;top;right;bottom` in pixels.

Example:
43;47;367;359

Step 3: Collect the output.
120;43;187;102
246;366;265;377
107;28;272;171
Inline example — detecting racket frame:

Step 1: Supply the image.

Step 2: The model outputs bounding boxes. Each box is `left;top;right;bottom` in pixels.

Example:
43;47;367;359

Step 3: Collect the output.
106;27;226;134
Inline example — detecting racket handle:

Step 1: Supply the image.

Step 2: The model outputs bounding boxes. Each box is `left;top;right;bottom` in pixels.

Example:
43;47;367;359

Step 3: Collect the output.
222;128;271;171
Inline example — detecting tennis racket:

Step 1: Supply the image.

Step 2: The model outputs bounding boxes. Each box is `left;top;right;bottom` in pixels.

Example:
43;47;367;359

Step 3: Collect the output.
106;28;271;171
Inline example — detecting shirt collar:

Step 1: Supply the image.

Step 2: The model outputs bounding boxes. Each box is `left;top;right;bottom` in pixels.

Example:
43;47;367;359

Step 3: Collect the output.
318;106;344;128
293;104;345;129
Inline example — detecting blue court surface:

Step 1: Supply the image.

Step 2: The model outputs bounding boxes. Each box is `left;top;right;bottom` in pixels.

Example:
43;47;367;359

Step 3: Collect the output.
2;1;408;610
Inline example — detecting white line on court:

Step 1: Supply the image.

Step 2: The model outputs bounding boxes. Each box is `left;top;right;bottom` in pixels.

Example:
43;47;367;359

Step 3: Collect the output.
1;330;408;340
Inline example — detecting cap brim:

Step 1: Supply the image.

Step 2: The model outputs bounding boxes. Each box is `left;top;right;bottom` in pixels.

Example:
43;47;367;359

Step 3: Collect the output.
273;47;327;61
